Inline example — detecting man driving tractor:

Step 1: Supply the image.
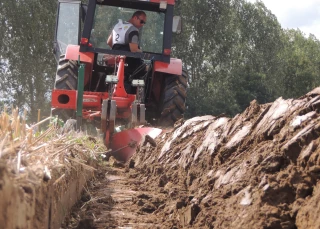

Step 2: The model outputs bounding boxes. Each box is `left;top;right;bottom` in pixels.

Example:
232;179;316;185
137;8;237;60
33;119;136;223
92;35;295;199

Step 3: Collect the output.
107;10;147;53
106;11;147;93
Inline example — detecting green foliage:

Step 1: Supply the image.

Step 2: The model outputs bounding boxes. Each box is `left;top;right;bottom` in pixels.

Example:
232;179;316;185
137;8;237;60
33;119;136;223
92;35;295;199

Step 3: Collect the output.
50;116;65;128
276;30;320;98
173;0;320;118
0;0;57;121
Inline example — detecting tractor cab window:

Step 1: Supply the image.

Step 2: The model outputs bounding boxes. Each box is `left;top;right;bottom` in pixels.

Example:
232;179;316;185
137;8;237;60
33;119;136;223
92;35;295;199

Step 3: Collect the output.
55;2;81;57
90;5;164;54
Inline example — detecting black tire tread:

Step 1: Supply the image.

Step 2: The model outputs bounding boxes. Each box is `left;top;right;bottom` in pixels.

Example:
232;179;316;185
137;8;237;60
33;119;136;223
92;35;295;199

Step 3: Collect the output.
160;68;188;126
54;57;78;90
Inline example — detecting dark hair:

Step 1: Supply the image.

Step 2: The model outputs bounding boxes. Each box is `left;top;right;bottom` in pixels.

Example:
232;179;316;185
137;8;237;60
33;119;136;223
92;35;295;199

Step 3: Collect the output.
132;11;146;18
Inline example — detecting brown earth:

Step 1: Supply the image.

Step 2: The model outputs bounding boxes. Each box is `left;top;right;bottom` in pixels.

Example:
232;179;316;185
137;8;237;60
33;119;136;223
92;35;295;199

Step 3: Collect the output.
64;87;320;229
0;125;104;229
2;87;320;229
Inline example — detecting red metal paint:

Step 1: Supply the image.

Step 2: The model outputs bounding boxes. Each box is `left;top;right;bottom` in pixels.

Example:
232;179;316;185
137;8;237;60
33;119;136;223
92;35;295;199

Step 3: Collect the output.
52;90;110;110
65;45;94;64
154;58;182;75
163;48;171;55
149;0;175;5
51;90;77;109
113;57;128;98
111;127;162;161
82;94;101;108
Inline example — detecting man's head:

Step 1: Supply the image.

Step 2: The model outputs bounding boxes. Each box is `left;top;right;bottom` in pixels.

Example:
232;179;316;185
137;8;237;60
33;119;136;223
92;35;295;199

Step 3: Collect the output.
130;11;147;29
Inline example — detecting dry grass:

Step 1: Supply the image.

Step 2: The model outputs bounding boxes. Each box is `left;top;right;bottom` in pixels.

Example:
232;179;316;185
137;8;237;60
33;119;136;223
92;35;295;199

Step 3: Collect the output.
0;107;106;182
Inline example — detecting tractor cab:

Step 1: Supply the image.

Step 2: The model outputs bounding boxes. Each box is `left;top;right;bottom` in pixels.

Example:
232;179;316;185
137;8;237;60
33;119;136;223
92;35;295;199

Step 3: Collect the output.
54;0;181;63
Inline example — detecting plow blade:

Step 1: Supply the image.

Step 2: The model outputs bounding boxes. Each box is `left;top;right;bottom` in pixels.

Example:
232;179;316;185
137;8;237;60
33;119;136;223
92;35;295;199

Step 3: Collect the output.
110;127;162;162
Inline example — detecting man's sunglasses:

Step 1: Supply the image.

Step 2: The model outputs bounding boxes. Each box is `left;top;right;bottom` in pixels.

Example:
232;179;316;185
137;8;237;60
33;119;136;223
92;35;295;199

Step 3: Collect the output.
137;16;146;25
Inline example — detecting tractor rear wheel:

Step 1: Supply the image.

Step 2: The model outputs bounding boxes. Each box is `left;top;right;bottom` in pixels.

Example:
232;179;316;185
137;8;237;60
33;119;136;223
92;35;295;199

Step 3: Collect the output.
54;56;78;90
52;55;78;121
160;68;188;126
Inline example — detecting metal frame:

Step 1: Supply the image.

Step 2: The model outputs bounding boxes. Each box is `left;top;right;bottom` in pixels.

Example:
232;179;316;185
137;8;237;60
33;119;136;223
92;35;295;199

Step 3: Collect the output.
79;0;174;63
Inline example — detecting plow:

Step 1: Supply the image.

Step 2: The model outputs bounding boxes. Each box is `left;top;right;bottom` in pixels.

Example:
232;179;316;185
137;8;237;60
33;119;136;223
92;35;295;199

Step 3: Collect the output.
51;0;187;161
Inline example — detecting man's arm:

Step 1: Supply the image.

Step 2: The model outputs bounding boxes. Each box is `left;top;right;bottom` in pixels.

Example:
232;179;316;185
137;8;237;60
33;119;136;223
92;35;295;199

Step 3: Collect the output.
129;33;142;52
129;43;142;52
107;34;113;48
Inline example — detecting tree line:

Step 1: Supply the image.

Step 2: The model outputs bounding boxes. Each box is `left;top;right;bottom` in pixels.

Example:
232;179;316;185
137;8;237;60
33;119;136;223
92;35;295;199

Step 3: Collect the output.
0;0;319;122
173;0;320;118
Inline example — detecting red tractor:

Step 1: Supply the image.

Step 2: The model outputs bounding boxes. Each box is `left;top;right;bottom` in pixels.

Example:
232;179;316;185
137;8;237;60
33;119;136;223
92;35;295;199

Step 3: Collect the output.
51;0;187;161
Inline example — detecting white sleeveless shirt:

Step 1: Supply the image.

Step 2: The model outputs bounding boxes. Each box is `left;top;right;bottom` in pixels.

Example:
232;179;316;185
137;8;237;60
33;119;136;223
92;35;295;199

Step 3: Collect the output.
112;19;139;45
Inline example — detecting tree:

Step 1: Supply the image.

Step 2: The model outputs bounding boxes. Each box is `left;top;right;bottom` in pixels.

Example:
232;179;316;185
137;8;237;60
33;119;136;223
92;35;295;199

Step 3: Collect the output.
276;30;320;98
0;0;57;121
173;0;284;117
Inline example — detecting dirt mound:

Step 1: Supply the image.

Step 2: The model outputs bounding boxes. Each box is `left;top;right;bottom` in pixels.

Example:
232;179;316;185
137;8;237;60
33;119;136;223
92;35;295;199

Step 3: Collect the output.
0;111;105;229
59;87;320;229
127;87;320;229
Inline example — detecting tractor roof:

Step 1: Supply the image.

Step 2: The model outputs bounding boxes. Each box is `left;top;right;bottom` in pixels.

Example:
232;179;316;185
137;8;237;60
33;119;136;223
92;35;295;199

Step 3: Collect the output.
135;0;175;5
99;0;175;6
96;0;175;12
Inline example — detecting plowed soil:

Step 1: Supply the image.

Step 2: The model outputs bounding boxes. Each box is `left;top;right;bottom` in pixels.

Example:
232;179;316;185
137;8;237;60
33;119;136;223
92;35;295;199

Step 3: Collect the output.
64;87;320;229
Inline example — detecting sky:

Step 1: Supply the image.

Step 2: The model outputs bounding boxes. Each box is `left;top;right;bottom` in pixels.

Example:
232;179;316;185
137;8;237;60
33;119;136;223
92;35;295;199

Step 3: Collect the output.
247;0;320;40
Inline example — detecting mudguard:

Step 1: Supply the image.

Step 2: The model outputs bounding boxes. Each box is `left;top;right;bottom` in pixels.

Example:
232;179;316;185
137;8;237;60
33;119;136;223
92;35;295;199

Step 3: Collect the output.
65;44;94;85
65;45;94;64
151;58;183;103
150;0;175;5
153;58;182;76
